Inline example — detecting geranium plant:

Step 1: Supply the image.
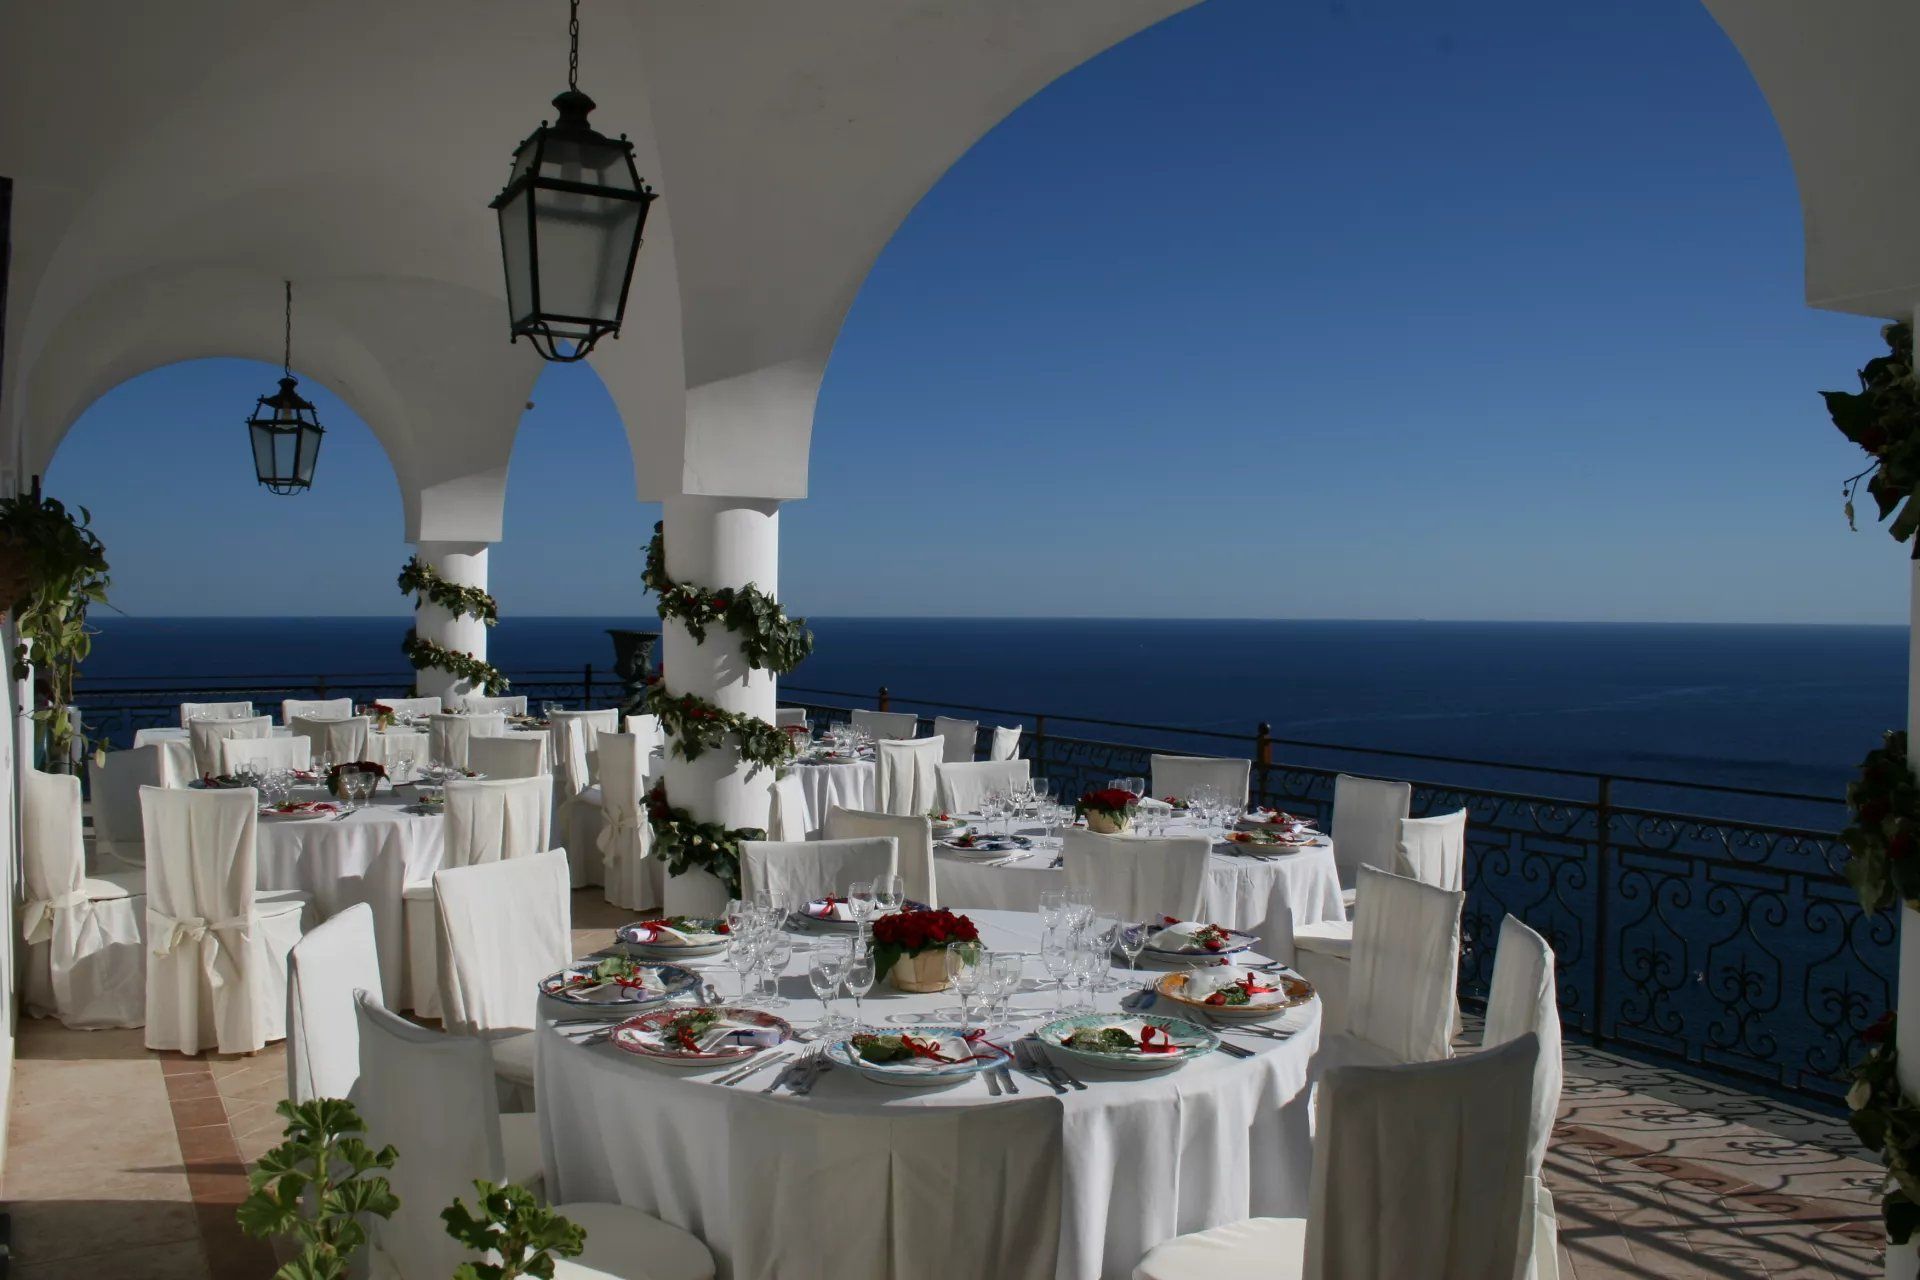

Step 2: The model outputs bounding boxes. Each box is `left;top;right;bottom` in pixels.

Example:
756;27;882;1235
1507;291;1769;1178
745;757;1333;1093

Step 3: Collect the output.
1830;321;1920;554
0;482;109;770
1842;730;1920;915
871;908;980;983
235;1098;398;1279
1848;1012;1920;1243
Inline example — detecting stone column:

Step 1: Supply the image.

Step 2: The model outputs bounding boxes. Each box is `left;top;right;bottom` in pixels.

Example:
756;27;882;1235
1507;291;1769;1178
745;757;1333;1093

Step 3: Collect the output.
411;540;490;701
1894;548;1920;1280
658;495;780;913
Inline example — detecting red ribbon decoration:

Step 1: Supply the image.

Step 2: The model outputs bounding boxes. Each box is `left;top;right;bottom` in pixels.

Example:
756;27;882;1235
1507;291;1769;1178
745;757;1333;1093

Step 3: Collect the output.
1138;1026;1179;1054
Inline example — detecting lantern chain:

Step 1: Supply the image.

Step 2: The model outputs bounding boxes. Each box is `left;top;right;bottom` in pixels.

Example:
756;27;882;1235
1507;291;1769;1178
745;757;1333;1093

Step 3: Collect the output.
282;280;293;380
567;0;580;92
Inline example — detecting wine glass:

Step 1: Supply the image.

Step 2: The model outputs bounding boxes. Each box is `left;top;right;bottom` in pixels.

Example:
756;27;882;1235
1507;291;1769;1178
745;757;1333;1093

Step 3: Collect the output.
843;947;876;1034
729;930;764;1007
946;944;985;1027
1038;888;1067;931
760;933;795;1007
873;871;905;915
1119;920;1149;971
808;947;851;1039
1065;886;1095;937
1089;915;1121;992
990;952;1025;1034
393;751;415;786
1068;945;1102;1016
1040;928;1074;1011
848;881;877;938
724;898;749;937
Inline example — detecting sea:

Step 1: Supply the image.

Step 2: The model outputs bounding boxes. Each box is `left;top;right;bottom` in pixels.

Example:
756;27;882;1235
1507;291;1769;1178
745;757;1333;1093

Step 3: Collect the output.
81;615;1903;818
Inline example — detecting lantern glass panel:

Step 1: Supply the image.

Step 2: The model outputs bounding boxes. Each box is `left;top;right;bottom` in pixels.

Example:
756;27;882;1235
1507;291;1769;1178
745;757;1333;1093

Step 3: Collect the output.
496;184;535;328
530;183;640;339
251;422;275;483
295;420;322;485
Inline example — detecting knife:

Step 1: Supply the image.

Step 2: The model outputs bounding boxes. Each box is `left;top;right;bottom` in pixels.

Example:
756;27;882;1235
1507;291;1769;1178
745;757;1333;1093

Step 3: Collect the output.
1019;1038;1071;1094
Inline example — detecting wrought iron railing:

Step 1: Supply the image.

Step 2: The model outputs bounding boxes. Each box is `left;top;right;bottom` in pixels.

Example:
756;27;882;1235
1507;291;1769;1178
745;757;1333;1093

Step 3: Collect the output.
69;669;1880;1107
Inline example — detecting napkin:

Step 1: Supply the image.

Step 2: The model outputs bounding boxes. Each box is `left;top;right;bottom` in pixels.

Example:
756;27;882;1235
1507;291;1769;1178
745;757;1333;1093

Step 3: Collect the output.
1184;964;1281;1002
1149;921;1210;951
807;898;855;922
1136;797;1174;812
629;922;693;945
697;1023;781;1051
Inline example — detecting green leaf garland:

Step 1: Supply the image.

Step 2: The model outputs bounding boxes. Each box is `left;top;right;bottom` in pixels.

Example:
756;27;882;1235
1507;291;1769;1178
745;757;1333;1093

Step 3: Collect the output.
645;684;795;779
645;781;759;899
402;629;510;697
643;522;812;673
398;556;499;625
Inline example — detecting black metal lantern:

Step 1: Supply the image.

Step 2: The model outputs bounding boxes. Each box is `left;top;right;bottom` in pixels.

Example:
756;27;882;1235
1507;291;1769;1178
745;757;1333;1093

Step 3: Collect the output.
490;0;658;362
247;281;324;494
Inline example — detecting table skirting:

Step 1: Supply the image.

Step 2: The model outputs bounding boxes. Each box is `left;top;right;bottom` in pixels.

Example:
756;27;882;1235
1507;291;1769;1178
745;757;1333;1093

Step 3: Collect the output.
790;759;875;834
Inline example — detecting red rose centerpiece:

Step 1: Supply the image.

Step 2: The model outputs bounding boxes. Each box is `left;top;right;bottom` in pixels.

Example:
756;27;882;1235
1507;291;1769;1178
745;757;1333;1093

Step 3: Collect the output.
1077;787;1139;834
871;908;981;993
368;702;396;730
326;760;387;798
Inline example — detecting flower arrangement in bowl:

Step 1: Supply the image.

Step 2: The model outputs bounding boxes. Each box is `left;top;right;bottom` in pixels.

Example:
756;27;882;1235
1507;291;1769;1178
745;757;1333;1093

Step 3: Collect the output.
366;702;396;730
325;760;387;798
871;908;981;992
1076;787;1139;834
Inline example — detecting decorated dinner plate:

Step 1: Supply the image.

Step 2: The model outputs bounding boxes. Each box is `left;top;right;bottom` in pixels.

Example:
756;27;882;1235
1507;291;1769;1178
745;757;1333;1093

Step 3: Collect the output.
1220;830;1317;853
828;1027;1010;1088
1137;919;1259;964
938;834;1032;860
610;1005;791;1067
789;897;930;931
259;800;340;821
928;816;967;838
1039;1012;1218;1072
1237;808;1317;833
193;775;252;790
539;958;700;1008
1153;968;1313;1022
616;916;732;958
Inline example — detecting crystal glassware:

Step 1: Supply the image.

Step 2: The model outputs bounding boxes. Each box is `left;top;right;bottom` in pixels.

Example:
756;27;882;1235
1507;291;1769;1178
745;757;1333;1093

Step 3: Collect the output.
843;948;876;1034
946;944;985;1026
873;871;905;914
808;947;851;1040
1041;928;1074;1011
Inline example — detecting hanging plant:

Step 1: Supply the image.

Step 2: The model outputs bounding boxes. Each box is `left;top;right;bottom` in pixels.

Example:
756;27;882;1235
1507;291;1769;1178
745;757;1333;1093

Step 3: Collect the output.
1849;1013;1920;1243
1830;321;1920;555
644;780;760;898
645;684;795;778
0;484;110;770
642;523;812;674
398;556;499;625
402;630;510;697
1842;730;1920;915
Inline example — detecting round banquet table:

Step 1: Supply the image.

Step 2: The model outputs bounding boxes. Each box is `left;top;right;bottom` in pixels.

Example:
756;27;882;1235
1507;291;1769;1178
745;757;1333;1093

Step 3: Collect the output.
250;783;444;1005
535;908;1319;1280
789;756;875;833
933;818;1345;947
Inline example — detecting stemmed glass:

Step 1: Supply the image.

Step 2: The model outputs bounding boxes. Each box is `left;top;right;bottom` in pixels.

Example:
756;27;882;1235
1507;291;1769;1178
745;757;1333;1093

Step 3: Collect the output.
1068;945;1103;1015
729;929;765;1007
1041;928;1074;1011
946;944;986;1027
843;946;876;1034
1038;888;1068;932
988;952;1024;1035
873;872;905;916
759;932;795;1007
1089;915;1121;992
808;947;852;1040
393;751;415;786
1118;920;1149;971
1065;887;1095;938
848;881;878;940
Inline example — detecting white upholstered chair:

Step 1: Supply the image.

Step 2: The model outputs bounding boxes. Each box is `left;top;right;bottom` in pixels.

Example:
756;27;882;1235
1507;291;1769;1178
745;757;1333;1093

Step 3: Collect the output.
1149;754;1252;806
435;850;572;1095
88;745;178;869
460;693;528;717
287;903;382;1103
403;776;551;1017
429;710;506;769
1308;866;1462;1067
597;733;658;912
739;837;897;909
851;708;919;740
469;733;549;780
989;726;1021;761
775;707;810;730
22;769;145;1028
291;715;370;767
932;715;979;763
378;695;443;718
354;990;714;1280
1132;1033;1539;1280
1484;916;1564;1280
189;714;274;776
551;718;603;887
875;735;943;816
1330;773;1412;902
823;807;937;908
281;697;353;726
934;759;1031;814
1398;808;1467;890
219;734;313;775
179;700;254;727
140;786;310;1053
551;708;619;768
768;773;811;841
1060;828;1209;923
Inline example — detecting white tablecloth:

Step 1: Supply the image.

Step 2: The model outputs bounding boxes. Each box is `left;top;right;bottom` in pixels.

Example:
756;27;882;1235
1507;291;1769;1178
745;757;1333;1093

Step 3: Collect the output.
790;758;876;832
134;724;292;780
364;727;428;772
933;822;1346;948
251;785;444;1006
536;908;1319;1280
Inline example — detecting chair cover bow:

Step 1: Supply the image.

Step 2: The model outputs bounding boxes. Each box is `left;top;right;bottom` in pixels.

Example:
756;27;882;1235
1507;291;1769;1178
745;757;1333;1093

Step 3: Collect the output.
597;809;647;869
150;910;251;957
21;890;89;944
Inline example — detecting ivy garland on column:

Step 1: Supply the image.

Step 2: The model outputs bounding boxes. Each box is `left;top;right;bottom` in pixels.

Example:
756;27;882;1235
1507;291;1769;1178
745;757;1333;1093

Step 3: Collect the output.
641;522;813;673
645;782;759;899
645;686;795;778
397;556;509;696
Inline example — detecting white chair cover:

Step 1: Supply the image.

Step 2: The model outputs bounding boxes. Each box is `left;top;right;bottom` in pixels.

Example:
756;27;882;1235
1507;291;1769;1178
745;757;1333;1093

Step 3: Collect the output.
989;725;1021;761
775;707;809;729
189;715;273;777
460;694;528;716
1132;1034;1538;1280
1061;828;1209;923
1339;866;1461;1066
875;735;943;816
429;710;506;769
89;745;177;869
1331;774;1412;893
435;850;571;1036
377;695;443;717
179;700;253;727
934;759;1031;814
281;697;352;727
628;711;665;761
1399;808;1467;890
22;769;145;1027
769;773;811;842
548;719;597;887
470;733;549;780
597;734;657;912
1150;754;1252;806
1482;916;1565;1280
852;708;919;740
287;903;381;1103
218;734;312;775
823;808;937;908
739;837;896;908
141;785;309;1053
552;707;619;756
292;715;370;767
932;715;979;763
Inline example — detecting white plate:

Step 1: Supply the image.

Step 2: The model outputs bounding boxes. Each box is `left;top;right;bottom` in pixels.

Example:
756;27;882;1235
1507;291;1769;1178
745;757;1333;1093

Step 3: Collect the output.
829;1028;1008;1088
259;805;339;821
938;838;1033;861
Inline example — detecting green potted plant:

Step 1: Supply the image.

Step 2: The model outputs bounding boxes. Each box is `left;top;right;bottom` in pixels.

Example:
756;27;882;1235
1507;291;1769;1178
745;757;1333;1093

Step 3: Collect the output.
0;481;110;770
236;1098;399;1279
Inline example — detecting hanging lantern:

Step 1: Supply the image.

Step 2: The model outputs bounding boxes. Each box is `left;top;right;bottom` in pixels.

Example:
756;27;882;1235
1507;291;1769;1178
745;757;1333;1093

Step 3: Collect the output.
490;0;658;362
247;281;325;494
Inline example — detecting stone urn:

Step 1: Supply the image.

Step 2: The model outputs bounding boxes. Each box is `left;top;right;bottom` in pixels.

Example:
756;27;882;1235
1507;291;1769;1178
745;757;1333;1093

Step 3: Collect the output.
888;948;954;994
607;629;661;718
1085;808;1134;835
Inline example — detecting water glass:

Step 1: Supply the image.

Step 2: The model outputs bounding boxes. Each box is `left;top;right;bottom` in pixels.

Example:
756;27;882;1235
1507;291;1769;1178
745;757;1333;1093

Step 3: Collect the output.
1119;921;1149;970
946;944;985;1026
808;948;851;1039
1038;888;1067;931
990;952;1024;1033
848;881;878;936
392;751;415;786
1040;928;1074;1011
843;948;876;1034
760;933;795;1006
873;871;905;914
729;932;764;1006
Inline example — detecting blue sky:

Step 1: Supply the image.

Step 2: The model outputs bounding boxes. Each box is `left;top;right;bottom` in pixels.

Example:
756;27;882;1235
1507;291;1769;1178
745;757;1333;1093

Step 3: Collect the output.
47;0;1907;623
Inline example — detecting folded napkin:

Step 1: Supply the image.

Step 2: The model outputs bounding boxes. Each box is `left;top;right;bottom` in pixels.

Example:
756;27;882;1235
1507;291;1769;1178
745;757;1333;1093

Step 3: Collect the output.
806;898;855;922
629;922;693;945
1184;964;1283;1002
1136;797;1174;812
1149;919;1236;952
697;1023;782;1051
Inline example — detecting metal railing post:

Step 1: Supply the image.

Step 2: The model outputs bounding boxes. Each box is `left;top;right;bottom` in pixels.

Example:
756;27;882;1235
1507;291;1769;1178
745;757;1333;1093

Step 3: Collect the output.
316;674;328;700
1256;721;1272;807
1033;713;1047;775
1593;775;1613;1043
877;685;890;712
583;662;593;708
